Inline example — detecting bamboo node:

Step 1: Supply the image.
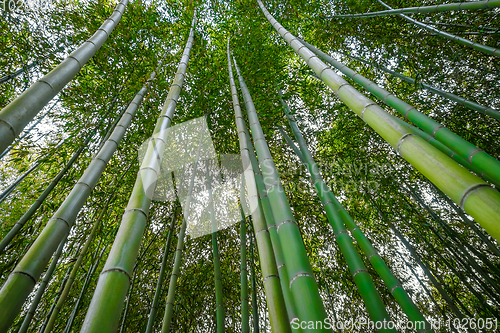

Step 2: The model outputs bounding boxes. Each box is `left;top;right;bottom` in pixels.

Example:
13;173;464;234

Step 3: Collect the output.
361;102;377;120
289;272;312;289
459;183;491;210
396;133;416;155
276;219;296;233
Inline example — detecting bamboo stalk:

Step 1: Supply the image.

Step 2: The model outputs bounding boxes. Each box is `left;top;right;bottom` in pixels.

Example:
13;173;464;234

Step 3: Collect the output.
327;0;500;18
257;0;500;244
144;207;179;333
0;72;154;332
299;39;500;187
337;51;500;122
240;209;250;333
280;96;428;331
233;57;330;330
375;0;500;57
80;13;196;333
228;39;291;333
0;0;130;154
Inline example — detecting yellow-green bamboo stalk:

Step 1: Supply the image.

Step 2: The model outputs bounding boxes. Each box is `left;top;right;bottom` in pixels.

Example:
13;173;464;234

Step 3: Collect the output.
257;0;500;243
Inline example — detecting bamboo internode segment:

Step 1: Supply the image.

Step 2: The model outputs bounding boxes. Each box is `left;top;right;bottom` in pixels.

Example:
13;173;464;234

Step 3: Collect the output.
376;0;500;57
232;50;331;329
327;0;500;18
257;0;500;243
0;0;129;155
0;73;152;332
281;98;433;332
228;39;292;333
299;40;500;188
80;13;196;333
240;209;250;333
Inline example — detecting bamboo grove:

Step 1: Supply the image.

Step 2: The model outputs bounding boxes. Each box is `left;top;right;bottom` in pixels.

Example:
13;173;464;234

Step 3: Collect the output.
0;0;499;332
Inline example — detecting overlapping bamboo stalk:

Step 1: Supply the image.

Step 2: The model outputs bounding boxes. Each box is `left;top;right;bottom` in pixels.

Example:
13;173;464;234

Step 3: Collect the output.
327;0;500;18
298;39;500;187
228;40;291;333
0;71;154;332
279;95;432;332
232;56;330;330
257;0;500;244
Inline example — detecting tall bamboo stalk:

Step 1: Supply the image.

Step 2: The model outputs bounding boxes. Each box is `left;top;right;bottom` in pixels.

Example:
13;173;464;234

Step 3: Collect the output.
0;0;129;154
144;207;179;333
233;57;330;331
257;0;500;244
279;96;429;331
328;0;500;18
228;40;291;333
240;208;250;333
336;51;500;120
299;39;500;186
160;134;204;333
376;0;500;57
240;110;299;325
0;73;153;332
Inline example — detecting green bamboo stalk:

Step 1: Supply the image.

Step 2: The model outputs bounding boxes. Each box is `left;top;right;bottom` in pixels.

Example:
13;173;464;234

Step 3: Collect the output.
233;58;329;331
0;0;129;154
250;232;259;333
228;40;291;333
0;98;61;161
426;181;500;257
119;268;138;333
0;73;153;332
79;14;196;333
376;0;500;57
0;144;86;254
327;0;500;18
144;207;179;333
42;166;132;333
159;119;207;333
240;209;250;333
207;167;225;332
337;51;500;123
63;241;109;333
17;233;69;333
241;113;300;326
299;39;500;187
280;97;427;332
258;0;500;244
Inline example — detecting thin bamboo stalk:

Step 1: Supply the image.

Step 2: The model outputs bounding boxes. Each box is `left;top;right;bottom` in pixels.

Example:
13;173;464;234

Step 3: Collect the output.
250;232;259;333
299;40;500;187
42;166;132;333
0;144;86;254
327;0;500;18
376;0;500;57
228;40;291;333
280;97;428;331
207;167;225;332
240;209;250;333
0;73;153;332
0;0;129;154
144;208;179;333
233;57;329;331
257;0;500;244
337;51;500;122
